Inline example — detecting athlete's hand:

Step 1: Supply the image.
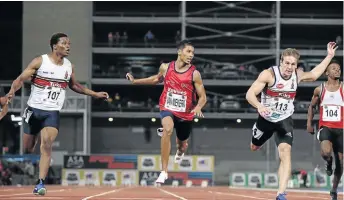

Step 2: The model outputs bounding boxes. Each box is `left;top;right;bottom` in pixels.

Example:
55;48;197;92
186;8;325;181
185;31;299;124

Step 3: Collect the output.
191;106;204;118
6;91;14;103
0;96;9;106
307;124;314;135
327;42;338;58
126;73;135;84
257;104;271;118
94;92;109;101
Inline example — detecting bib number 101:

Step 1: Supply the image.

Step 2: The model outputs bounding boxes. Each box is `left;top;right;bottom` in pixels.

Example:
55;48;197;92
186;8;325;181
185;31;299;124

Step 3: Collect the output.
47;91;60;100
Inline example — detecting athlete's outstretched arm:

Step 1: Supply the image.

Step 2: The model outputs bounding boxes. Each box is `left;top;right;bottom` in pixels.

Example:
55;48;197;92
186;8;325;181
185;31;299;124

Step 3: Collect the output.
191;70;207;117
69;65;109;99
0;97;9;121
126;63;168;85
246;70;271;109
7;57;42;101
307;86;320;134
298;42;337;82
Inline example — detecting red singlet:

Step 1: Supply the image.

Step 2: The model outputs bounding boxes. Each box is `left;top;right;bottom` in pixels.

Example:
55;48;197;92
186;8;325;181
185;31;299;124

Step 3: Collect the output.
159;61;197;121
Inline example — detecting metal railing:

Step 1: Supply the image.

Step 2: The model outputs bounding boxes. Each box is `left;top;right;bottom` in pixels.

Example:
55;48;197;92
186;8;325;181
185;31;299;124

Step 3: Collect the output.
7;96;87;113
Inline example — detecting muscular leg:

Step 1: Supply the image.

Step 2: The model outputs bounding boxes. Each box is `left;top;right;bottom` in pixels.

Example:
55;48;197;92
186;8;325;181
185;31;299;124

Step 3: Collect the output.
160;116;174;172
174;120;192;162
277;143;292;195
332;152;343;192
23;133;39;154
38;127;58;181
176;137;188;156
320;140;333;175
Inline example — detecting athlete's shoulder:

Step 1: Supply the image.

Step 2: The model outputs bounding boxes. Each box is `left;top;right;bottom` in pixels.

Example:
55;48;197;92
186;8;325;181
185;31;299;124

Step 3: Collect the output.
192;70;203;82
28;55;43;69
313;85;321;96
159;62;169;71
63;57;72;66
259;68;274;79
160;62;169;67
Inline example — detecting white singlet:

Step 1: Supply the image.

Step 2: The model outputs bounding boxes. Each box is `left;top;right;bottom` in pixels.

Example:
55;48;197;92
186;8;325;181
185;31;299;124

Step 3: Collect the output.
318;82;344;129
260;66;298;122
27;54;72;111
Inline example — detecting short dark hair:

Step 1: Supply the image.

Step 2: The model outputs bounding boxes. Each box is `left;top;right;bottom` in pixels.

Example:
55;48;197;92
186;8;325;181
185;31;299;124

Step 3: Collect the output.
177;40;193;50
326;59;341;71
329;59;341;66
50;33;68;51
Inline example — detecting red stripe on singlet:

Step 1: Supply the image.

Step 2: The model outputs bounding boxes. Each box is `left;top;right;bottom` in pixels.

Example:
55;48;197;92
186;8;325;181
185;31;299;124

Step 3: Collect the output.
32;77;68;89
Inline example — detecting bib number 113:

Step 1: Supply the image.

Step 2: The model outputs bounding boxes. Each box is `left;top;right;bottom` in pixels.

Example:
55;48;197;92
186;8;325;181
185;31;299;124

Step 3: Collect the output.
275;102;288;111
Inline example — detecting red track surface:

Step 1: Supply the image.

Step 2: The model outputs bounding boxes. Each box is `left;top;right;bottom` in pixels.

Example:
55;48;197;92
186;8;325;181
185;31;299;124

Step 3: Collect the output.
0;185;342;200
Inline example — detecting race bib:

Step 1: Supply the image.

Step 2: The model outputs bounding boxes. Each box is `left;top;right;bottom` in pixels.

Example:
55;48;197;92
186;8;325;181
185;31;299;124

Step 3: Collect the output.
164;92;187;112
322;105;341;122
43;87;62;105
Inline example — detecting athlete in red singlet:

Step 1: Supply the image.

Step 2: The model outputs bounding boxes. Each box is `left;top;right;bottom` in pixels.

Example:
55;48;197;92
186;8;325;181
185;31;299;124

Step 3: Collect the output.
126;40;207;184
307;60;343;200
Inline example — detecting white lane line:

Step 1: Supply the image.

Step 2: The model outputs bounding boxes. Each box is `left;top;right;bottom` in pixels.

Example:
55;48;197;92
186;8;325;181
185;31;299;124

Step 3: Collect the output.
215;191;270;200
81;188;124;200
158;188;188;200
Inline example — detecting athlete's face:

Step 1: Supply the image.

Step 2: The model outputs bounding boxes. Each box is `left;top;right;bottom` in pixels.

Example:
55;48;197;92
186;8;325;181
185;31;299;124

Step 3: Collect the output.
326;63;341;80
179;45;194;64
54;37;71;57
280;56;298;78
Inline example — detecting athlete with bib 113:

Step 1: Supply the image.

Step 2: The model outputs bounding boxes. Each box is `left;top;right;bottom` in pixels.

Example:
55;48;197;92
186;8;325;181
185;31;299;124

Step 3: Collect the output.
307;60;343;200
246;42;338;200
6;33;109;196
126;40;207;184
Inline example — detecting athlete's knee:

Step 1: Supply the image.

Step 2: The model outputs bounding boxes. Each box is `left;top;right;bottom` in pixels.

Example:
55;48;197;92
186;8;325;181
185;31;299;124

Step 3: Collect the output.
250;142;260;151
40;139;53;154
320;147;332;160
320;141;332;155
24;148;35;154
334;160;343;176
334;154;343;175
162;126;173;137
176;138;188;150
278;143;291;158
23;142;35;154
334;164;343;176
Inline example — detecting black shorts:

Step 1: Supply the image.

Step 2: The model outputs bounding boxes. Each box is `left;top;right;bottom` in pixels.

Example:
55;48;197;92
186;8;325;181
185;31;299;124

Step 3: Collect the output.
160;110;192;141
317;126;343;153
251;115;294;147
23;106;60;135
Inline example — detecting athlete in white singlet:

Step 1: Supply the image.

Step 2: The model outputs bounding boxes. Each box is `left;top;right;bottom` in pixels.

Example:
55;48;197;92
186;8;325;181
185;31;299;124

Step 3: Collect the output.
307;60;343;200
7;33;109;196
246;42;337;200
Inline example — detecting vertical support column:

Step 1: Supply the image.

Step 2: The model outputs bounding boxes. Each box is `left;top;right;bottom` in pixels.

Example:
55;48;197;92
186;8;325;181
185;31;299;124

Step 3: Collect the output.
86;3;93;155
83;110;88;154
266;138;270;172
274;1;281;165
275;1;281;66
19;86;25;155
181;1;186;40
313;123;317;162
